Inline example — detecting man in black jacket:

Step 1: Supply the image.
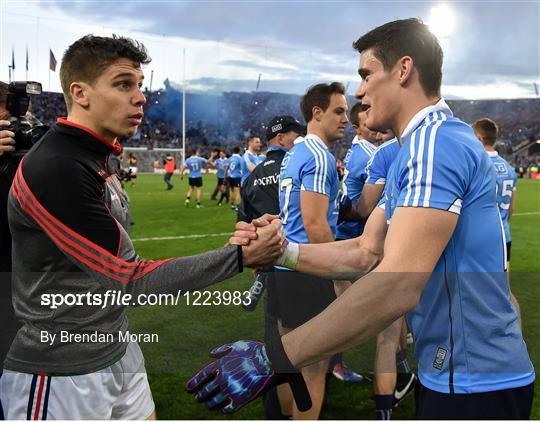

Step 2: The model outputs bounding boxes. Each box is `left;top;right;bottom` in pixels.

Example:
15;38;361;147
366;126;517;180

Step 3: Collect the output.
237;115;305;223
238;115;305;419
0;35;284;420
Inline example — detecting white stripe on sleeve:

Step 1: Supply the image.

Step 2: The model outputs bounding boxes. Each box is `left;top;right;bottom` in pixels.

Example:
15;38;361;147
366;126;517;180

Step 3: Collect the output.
422;112;447;207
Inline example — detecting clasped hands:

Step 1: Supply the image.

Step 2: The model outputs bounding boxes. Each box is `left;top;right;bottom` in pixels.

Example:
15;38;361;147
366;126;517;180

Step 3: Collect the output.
228;214;287;268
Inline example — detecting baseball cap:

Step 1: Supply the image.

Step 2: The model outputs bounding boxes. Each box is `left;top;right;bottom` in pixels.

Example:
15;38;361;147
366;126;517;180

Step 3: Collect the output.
265;115;306;141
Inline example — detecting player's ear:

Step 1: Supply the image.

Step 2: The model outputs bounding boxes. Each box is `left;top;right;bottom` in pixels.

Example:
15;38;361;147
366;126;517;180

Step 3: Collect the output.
70;81;91;108
397;56;414;87
312;106;323;122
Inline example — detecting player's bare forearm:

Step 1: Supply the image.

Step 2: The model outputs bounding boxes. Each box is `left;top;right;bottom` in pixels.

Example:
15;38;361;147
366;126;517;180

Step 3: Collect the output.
300;190;334;244
295;207;386;279
353;184;385;221
304;221;334;244
296;237;381;279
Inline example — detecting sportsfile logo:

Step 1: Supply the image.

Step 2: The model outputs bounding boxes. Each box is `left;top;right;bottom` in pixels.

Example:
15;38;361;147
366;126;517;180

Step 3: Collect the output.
433;347;447;370
41;290;183;309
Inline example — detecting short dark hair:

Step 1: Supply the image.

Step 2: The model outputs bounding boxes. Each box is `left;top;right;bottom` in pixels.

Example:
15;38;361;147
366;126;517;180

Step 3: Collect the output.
300;82;346;123
232;146;240;154
60;34;151;110
353;18;443;98
472;118;498;146
190;149;198;156
349;102;365;126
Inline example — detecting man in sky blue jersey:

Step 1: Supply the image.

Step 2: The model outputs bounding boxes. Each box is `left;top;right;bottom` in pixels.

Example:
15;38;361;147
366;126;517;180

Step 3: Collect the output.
241;136;263;186
188;18;534;419
473;117;521;321
214;150;230;206
336;102;378;241
181;149;216;208
226;146;243;210
266;82;347;419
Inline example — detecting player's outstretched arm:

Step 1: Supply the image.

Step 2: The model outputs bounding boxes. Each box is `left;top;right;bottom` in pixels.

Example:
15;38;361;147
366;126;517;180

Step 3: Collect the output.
236;208;387;279
289;206;387;279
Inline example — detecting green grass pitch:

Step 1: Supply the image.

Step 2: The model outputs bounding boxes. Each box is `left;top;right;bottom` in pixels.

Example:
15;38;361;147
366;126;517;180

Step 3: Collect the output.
124;173;539;419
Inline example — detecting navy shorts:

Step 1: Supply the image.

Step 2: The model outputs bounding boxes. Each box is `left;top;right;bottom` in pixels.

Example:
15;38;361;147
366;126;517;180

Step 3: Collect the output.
228;177;241;188
188;177;202;188
267;269;336;329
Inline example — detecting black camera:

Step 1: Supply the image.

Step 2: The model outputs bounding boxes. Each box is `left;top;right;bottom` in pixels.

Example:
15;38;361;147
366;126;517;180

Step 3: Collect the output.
5;81;49;156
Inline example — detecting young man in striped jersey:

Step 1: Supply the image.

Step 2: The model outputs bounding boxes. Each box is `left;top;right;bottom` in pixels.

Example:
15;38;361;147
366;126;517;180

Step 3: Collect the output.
266;82;348;419
188;18;534;419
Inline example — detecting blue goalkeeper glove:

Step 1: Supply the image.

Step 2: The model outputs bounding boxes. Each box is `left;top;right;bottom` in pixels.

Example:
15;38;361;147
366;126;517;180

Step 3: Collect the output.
186;339;312;414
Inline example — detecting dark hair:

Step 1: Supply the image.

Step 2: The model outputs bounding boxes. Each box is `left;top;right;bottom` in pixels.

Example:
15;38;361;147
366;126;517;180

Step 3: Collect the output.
60;34;151;110
233;146;240;154
300;82;346;123
349;102;365;126
190;149;198;156
472;118;498;145
353;18;443;98
0;81;8;108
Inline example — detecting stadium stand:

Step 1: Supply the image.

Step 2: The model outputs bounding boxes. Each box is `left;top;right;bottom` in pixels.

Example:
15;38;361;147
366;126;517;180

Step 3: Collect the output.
30;88;540;172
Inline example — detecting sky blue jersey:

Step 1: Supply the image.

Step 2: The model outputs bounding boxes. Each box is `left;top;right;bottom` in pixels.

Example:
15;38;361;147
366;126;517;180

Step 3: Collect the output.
336;137;376;239
184;156;207;178
365;138;400;185
227;154;243;179
382;100;534;394
241;150;262;185
215;158;228;179
488;151;517;242
279;135;340;244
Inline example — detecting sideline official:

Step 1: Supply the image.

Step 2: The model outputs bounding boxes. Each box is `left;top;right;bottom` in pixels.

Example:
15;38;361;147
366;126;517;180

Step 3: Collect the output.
237;116;305;222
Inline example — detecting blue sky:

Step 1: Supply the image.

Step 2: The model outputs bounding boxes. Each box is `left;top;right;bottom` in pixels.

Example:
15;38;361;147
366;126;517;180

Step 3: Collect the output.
1;0;539;99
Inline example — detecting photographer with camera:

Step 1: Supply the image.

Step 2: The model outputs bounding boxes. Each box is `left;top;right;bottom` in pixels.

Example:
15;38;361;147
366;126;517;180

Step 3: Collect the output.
1;80;49;419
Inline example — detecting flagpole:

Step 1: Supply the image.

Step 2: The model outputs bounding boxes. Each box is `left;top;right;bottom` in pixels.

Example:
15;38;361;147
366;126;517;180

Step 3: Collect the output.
49;69;51;92
182;48;186;167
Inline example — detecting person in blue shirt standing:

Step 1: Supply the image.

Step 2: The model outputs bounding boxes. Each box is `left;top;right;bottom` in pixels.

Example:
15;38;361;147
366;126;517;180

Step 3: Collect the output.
226;146;244;211
181;149;216;208
241;136;262;186
472;118;521;321
214;150;230;206
188;18;534;420
267;82;347;419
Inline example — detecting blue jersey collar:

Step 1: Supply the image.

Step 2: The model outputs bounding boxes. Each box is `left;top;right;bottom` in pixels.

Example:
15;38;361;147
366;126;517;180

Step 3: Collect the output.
304;133;328;150
401;98;453;140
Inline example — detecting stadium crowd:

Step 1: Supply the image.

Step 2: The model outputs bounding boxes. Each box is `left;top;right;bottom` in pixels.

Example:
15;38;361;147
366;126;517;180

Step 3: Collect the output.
30;88;540;163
